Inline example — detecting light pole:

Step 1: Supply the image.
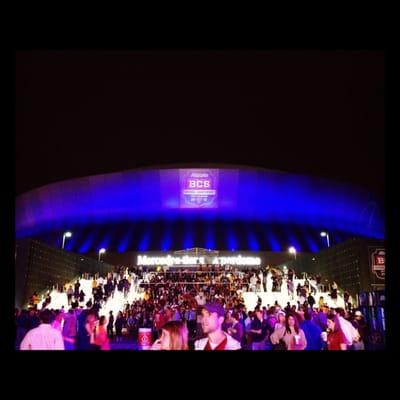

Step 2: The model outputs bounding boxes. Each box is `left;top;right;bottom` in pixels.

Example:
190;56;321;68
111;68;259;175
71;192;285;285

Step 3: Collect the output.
320;231;330;248
62;231;72;249
288;246;297;260
98;248;106;262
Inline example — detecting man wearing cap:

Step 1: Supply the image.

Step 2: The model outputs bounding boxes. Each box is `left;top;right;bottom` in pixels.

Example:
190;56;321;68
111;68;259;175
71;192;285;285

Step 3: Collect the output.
194;303;241;350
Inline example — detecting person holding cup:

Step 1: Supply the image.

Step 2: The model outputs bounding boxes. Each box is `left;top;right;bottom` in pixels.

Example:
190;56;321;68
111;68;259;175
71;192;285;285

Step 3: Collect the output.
270;313;307;350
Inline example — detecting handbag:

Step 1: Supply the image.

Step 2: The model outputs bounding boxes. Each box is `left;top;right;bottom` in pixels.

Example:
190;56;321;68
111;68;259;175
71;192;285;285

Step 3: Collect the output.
272;339;287;350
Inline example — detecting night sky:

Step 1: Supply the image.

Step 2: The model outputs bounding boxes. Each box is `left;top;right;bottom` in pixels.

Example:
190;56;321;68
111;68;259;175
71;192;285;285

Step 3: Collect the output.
16;51;384;198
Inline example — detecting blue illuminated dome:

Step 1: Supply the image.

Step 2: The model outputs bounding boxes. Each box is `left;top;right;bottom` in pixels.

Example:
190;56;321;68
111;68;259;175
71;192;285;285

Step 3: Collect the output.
16;165;384;253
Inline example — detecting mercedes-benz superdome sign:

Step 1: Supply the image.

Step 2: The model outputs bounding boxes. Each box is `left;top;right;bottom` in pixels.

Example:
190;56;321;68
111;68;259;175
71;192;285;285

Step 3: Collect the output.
137;254;261;266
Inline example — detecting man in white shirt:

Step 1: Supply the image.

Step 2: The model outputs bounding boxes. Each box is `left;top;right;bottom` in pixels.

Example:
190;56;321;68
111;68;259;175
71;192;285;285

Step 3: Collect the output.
195;291;206;306
20;309;65;350
337;309;360;349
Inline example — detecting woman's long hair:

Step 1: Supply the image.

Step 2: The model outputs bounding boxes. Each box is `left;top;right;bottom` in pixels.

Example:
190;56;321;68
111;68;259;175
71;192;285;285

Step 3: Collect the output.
285;313;300;335
327;313;343;333
162;320;189;350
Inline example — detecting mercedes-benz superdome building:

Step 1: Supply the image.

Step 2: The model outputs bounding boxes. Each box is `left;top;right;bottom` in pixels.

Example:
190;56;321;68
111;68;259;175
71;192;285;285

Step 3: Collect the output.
16;165;384;254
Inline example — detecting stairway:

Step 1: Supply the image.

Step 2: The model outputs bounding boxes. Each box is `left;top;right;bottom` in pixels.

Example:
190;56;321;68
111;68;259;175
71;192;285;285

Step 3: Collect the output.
242;277;345;311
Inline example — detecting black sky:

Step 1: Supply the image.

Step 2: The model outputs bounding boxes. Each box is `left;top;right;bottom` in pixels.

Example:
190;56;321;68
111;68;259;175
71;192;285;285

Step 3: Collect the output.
16;51;384;198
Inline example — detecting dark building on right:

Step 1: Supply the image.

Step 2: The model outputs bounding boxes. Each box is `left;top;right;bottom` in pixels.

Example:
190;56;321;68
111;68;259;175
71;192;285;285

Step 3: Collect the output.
306;237;385;299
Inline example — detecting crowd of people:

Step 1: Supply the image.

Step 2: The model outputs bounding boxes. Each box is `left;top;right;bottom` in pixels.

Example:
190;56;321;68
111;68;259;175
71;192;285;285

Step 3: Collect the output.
16;265;368;351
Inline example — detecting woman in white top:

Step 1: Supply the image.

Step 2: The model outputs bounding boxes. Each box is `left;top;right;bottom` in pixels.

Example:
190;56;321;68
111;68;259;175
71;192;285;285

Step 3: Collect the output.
270;313;307;350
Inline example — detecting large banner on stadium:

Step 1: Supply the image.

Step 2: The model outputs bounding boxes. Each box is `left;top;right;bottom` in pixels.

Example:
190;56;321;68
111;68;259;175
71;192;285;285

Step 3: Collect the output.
369;247;385;286
180;169;218;208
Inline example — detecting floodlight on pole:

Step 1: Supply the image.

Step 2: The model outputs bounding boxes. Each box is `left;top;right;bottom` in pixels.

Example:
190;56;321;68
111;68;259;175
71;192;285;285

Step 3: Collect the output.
98;248;106;262
62;231;72;249
288;246;297;260
320;231;330;247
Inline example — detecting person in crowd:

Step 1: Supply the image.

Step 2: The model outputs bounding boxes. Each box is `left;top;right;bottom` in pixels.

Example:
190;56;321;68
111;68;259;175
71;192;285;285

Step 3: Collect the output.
93;315;110;350
27;308;41;331
51;310;63;332
274;311;286;332
115;311;126;342
171;305;182;321
107;311;114;338
343;291;350;310
249;309;267;350
195;290;207;306
326;313;348;350
316;305;329;331
92;278;97;293
62;308;77;350
74;279;80;298
300;309;323;350
307;293;316;310
151;320;189;350
336;308;360;349
76;313;98;350
78;289;85;304
224;311;244;344
351;310;367;350
296;283;302;297
16;309;29;349
318;296;324;309
20;309;64;350
44;291;52;307
194;303;241;350
66;285;74;306
270;313;307;350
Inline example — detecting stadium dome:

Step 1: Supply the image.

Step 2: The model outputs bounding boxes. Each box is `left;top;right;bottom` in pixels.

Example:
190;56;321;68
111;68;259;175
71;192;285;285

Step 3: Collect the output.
16;164;384;253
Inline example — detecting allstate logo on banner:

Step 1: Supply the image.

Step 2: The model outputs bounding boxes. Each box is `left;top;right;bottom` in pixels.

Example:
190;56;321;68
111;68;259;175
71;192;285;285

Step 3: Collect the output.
371;248;385;280
180;169;218;208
